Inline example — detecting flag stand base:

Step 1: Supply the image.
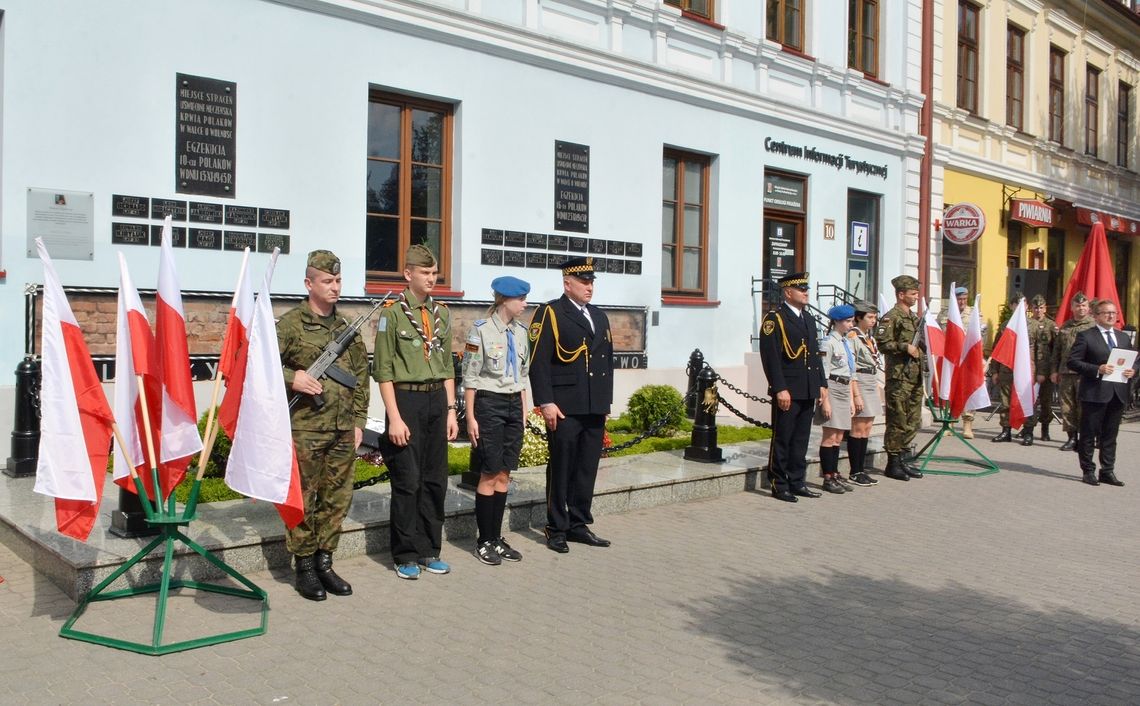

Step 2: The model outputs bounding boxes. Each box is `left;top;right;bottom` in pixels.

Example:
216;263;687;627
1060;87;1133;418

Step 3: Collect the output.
59;513;268;655
911;404;1000;477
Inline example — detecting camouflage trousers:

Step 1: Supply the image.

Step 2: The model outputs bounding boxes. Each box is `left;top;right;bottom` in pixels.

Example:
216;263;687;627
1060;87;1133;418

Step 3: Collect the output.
884;374;924;454
285;429;357;557
1035;378;1054;427
1058;374;1082;434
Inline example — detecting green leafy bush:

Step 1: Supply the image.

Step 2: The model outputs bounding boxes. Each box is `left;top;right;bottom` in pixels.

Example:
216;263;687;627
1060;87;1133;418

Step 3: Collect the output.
626;385;686;437
196;409;230;479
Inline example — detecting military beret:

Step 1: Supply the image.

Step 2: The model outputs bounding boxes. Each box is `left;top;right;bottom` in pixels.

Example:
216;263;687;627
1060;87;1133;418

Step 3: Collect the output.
405;244;438;268
1072;291;1088;304
491;275;530;298
306;250;340;275
853;299;878;314
777;272;810;290
891;275;920;291
954;286;968;296
1030;294;1047;306
562;256;596;281
827;304;856;321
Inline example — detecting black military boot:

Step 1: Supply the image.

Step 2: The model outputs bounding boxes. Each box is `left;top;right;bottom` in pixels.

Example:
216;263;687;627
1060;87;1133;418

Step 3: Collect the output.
314;549;352;596
1060;433;1077;452
883;454;909;481
901;450;924;479
1019;425;1034;446
295;555;327;601
1040;423;1051;441
992;427;1012;442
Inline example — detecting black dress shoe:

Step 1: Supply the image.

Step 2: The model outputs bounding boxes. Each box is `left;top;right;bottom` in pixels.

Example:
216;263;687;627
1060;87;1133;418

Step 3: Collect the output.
567;528;611;547
547;536;570;553
1099;473;1125;487
791;486;822;498
772;489;798;502
1082;473;1100;486
1020;435;1034;447
1060;435;1077;452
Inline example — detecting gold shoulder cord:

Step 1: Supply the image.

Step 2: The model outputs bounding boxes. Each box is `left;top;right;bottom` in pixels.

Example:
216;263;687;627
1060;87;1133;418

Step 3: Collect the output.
529;305;590;369
771;313;808;362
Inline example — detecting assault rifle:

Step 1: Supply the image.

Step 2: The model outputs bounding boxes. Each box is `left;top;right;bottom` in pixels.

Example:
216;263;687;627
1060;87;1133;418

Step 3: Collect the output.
289;295;389;411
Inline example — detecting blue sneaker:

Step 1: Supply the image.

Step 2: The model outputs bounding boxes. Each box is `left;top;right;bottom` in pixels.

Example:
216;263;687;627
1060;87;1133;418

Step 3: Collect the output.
418;557;450;574
395;562;420;580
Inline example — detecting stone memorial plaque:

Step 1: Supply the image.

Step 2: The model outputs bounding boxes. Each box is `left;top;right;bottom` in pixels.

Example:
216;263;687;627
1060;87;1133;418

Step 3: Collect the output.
111;222;150;246
504;230;526;248
112;194;150;218
224;230;257;251
568;236;588;252
258;232;291;254
258;208;290;229
526;252;548;268
592;257;606;271
504;250;525;268
152;198;188;221
547;253;569;268
176;73;236;197
189;201;224;224
625;260;642;275
527;232;547;249
607;240;626;256
625;242;643;257
588;238;607;255
548;234;568;251
481;228;504;245
225;205;258;227
150;224;187;247
28;189;96;260
481;248;504;266
189;228;223;250
606;258;624;274
554;140;589;232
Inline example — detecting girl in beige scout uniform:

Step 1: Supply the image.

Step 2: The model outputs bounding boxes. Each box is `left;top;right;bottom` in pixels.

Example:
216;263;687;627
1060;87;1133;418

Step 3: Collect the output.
814;304;864;494
463;276;531;565
848;301;882;486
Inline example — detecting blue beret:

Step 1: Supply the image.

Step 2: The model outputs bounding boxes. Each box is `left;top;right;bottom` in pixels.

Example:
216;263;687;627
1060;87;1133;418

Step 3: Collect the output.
827;304;856;321
491;276;530;298
954;286;968;296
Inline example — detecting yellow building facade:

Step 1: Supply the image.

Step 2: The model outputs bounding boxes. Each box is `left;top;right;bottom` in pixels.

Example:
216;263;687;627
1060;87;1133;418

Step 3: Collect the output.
932;0;1140;338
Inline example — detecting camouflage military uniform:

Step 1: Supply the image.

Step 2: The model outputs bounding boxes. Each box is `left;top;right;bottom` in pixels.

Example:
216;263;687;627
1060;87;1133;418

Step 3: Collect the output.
875;302;924;456
1054;314;1096;435
1025;313;1057;435
277;302;370;557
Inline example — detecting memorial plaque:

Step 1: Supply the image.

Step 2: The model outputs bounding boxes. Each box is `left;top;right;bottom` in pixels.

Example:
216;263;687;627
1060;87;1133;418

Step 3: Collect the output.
189;228;223;250
258;208;290;229
112;195;150;218
625;242;643;257
548;234;568;251
504;230;526;248
568;236;588;252
258;232;291;254
526;252;548;268
151;198;188;221
548;253;569;268
150;224;187;247
588;238;607;255
481;248;504;266
606;258;624;274
176;73;236;197
624;260;642;275
503;250;526;268
527;232;548;250
607;240;626;256
111;222;150;246
554;140;589;232
225;205;258;226
592;257;606;271
224;230;257;251
481;228;504;246
189;201;224;224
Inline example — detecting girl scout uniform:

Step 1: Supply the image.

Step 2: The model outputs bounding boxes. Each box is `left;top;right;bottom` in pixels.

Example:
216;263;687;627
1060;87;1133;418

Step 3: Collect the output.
852;327;883;418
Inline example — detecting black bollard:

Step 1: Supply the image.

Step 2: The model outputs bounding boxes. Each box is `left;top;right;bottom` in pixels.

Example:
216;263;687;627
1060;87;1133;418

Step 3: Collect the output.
685;366;723;463
110;487;160;538
5;356;41;478
684;349;705;419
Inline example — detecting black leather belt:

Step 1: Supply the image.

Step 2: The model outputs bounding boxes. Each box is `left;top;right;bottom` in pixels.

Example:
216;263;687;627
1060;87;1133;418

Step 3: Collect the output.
855;367;875;374
828;374;851;384
394;380;444;392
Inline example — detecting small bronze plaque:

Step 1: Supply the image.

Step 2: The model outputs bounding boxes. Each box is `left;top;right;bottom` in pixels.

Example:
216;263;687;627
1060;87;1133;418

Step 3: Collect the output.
224;230;257;251
504;250;526;267
589;239;607;255
258;232;291;254
111;222;150;245
258;208;290;229
481;248;504;266
504;230;526;248
526;252;548;268
481;229;504;246
625;260;642;275
527;232;548;249
112;195;150;218
225;205;258;227
150;224;187;247
189;228;223;250
606;258;624;274
607;241;626;256
568;237;588;252
152;198;188;221
625;242;643;257
189;201;224;224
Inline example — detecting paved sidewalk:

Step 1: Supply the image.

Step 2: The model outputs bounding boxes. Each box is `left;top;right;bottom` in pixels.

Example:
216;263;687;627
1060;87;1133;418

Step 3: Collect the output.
2;416;1139;705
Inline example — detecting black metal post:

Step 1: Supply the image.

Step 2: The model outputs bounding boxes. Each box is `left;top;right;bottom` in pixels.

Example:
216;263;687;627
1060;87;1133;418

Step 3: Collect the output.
685;366;723;463
5;356;41;477
684;349;704;419
110;488;160;538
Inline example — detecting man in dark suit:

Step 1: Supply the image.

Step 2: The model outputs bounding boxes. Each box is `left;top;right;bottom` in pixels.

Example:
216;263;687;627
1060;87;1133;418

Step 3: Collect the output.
1067;300;1138;487
529;256;614;552
758;272;828;502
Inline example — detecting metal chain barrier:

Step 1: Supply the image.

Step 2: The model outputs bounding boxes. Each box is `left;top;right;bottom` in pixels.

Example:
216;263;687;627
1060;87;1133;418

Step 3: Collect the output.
703;364;772;429
523;390;698;456
352;452;390;489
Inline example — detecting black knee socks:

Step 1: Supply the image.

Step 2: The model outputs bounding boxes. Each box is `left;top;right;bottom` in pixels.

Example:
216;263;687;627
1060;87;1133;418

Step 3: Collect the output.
493;490;507;539
476;493;495;544
847;437;868;475
819;445;841;475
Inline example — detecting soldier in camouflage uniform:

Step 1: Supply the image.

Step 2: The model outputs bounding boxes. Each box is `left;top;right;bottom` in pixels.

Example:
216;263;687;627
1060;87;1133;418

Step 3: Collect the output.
278;250;371;601
875;274;924;481
1020;294;1057;444
988;294;1025;443
1051;292;1095;451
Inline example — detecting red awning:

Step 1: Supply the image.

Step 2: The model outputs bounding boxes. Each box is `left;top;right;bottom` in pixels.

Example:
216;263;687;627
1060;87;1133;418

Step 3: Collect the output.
1075;206;1140;236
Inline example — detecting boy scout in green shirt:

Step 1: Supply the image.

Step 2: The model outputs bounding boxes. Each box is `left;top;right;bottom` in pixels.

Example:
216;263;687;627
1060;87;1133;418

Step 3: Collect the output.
373;245;459;580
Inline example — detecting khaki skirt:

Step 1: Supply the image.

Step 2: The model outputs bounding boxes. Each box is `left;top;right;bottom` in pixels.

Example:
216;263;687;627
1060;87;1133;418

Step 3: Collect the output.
853;372;883;418
814;379;853;431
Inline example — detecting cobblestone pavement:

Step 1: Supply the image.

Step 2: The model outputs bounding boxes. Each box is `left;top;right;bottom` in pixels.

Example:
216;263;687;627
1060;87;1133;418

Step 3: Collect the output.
2;417;1139;705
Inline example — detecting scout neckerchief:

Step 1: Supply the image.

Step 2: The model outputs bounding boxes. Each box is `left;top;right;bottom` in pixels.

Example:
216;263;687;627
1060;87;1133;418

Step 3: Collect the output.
399;291;444;360
496;313;520;383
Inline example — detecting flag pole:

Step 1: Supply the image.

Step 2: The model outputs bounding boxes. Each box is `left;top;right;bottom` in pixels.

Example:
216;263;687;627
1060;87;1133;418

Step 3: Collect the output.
110;422;156;520
134;374;167;518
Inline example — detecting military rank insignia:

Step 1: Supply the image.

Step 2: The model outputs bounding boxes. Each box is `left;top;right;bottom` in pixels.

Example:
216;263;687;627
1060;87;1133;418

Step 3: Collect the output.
762;319;775;336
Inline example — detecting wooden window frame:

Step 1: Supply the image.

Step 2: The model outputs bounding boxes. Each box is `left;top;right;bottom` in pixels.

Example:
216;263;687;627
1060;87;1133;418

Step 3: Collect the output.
848;0;879;78
664;0;715;22
661;149;711;300
1049;46;1066;144
1006;24;1025;131
767;0;805;52
1119;82;1132;168
956;2;980;115
365;90;454;292
1086;65;1101;157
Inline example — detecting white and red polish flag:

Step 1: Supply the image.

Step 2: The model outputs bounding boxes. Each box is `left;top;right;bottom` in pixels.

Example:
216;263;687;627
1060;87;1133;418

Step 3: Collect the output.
990;297;1035;429
217;249;253;438
950;294;990;418
155;216;202;475
922;299;945;399
33;239;115;541
939;283;966;403
225;250;304;529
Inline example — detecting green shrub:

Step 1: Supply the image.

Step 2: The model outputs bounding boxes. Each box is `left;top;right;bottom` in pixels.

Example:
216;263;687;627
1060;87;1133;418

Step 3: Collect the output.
626;384;685;437
196;409;230;479
519;410;550;467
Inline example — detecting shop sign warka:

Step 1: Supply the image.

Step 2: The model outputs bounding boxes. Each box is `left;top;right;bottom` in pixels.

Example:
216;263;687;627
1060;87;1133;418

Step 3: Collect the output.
942;203;986;244
1009;199;1054;228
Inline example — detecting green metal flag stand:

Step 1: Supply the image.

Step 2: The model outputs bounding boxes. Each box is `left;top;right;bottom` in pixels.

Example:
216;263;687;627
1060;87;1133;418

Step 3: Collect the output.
911;401;1000;477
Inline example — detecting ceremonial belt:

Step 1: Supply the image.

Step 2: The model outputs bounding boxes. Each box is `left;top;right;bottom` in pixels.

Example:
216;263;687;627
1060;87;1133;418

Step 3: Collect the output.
828;374;851;384
855;367;875;374
394;380;444;392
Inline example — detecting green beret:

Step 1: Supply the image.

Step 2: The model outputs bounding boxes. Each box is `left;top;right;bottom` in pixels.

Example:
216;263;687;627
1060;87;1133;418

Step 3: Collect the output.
307;250;340;275
405;244;437;268
891;275;920;291
1071;291;1088;304
1030;294;1047;306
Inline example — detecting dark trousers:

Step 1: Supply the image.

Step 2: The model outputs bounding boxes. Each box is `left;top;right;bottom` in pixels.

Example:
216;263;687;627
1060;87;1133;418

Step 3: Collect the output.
385;387;448;564
1077;397;1124;476
545;413;605;538
769;398;814;492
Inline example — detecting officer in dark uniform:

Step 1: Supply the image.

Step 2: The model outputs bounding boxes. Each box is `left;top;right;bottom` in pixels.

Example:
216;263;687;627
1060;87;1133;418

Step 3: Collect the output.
758;272;827;502
528;256;614;553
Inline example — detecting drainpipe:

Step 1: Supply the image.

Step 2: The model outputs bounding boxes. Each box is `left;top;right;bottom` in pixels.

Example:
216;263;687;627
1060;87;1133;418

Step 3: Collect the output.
917;0;935;292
